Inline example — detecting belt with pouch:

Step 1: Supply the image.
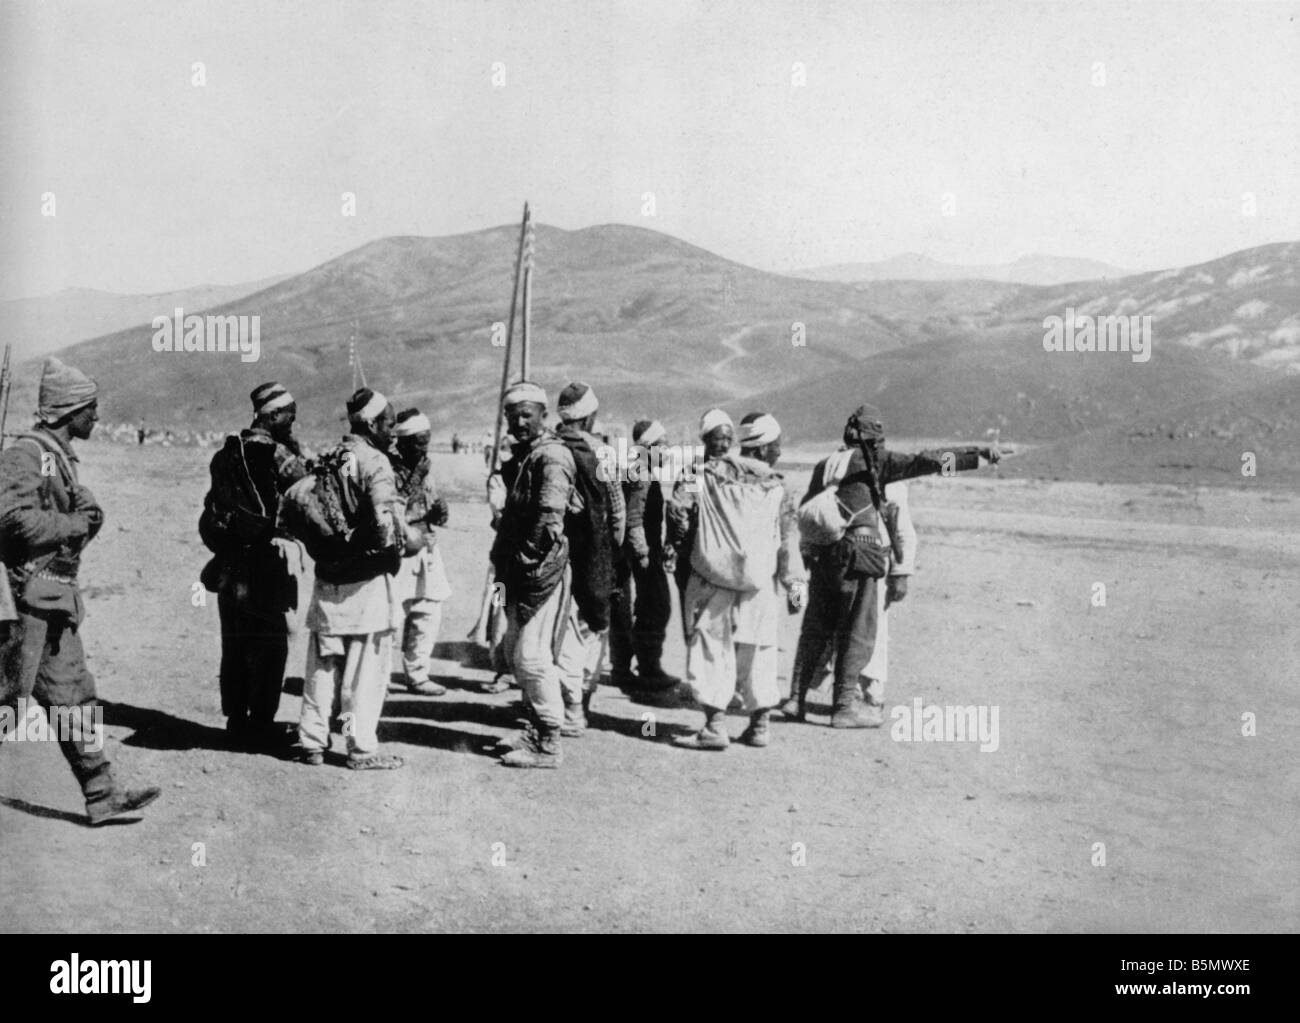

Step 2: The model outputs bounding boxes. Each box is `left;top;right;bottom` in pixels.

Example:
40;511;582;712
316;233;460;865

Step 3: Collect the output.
845;524;885;546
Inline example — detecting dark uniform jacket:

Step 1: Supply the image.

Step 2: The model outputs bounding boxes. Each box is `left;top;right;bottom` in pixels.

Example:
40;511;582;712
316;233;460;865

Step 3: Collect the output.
490;431;576;623
804;446;983;519
0;429;101;621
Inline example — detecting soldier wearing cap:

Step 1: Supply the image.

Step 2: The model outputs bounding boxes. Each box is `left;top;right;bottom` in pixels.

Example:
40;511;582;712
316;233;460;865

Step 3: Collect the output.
786;403;998;728
0;358;161;824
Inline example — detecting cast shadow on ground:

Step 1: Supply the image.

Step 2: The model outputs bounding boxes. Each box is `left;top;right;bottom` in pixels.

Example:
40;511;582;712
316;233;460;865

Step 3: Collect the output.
100;700;229;752
0;795;136;827
382;696;525;731
375;719;502;758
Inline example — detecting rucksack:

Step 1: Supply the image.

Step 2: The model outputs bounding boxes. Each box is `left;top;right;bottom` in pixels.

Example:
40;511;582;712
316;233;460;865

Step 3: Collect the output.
199;434;279;554
797;482;878;546
277;446;369;563
557;430;615;631
689;459;785;593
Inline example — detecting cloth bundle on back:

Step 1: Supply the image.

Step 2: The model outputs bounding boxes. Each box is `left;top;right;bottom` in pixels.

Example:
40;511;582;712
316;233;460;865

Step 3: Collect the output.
689;456;785;593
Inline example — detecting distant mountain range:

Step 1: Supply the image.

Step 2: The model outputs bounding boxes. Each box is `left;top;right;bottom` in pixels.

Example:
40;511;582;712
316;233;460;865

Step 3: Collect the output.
795;252;1132;286
7;226;1298;487
0;276;292;363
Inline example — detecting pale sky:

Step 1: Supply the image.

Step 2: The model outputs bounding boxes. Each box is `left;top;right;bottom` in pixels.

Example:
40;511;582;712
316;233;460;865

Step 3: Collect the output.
1;0;1297;300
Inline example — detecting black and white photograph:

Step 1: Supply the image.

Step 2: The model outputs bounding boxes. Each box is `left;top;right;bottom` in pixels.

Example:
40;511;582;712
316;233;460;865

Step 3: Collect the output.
0;0;1296;964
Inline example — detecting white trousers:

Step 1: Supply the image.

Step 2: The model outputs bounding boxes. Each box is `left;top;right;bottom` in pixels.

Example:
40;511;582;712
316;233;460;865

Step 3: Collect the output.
503;577;571;729
683;572;781;713
299;630;394;756
556;611;606;707
400;598;443;683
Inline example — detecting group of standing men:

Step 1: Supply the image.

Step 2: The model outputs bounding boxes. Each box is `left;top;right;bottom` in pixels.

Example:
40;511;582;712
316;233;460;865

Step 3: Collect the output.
2;352;1002;817
200;383;451;770
487;381;1001;768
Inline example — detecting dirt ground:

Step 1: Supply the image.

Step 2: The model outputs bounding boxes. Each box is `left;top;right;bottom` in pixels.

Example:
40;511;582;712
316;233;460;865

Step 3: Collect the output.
2;442;1297;933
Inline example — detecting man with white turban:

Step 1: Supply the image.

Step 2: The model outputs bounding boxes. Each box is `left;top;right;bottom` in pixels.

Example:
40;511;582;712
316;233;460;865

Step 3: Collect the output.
609;418;677;692
489;381;577;768
200;381;310;750
389;408;452;696
294;387;407;770
666;409;790;750
550;381;623;737
724;411;808;746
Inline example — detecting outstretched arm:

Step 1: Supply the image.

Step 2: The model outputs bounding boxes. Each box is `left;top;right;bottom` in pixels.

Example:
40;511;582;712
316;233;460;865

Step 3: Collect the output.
879;445;998;485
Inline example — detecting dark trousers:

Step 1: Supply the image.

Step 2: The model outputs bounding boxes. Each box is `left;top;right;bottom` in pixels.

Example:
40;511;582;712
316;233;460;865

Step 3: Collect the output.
610;553;672;673
217;587;289;725
791;547;880;698
0;610;115;805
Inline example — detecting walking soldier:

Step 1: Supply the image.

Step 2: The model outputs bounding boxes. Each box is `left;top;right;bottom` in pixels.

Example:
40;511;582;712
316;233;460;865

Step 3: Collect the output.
0;358;161;824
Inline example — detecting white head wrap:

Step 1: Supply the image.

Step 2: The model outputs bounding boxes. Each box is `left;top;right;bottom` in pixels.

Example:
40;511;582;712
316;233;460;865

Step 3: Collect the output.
699;408;734;439
739;413;781;447
353;390;388;423
503;381;548;408
394;413;431;437
634;420;666;446
557;382;599;422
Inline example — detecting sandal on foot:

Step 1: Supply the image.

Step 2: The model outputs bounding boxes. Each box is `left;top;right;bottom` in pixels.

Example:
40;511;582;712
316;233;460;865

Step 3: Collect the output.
346;753;405;771
480;674;513;695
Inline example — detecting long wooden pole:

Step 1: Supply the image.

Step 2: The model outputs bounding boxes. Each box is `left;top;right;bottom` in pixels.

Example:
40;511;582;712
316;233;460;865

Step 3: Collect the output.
521;210;534;380
490;202;531;477
470;203;531;645
0;344;12;451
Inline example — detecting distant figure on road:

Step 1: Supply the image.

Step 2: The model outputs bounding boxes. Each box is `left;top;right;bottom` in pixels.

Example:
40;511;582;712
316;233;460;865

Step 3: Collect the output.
451;432;462;454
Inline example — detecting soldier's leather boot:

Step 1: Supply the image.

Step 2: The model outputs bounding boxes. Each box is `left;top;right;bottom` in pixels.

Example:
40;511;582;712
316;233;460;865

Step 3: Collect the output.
501;722;563;768
86;786;162;826
777;681;808;722
635;662;680;690
830;678;876;729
